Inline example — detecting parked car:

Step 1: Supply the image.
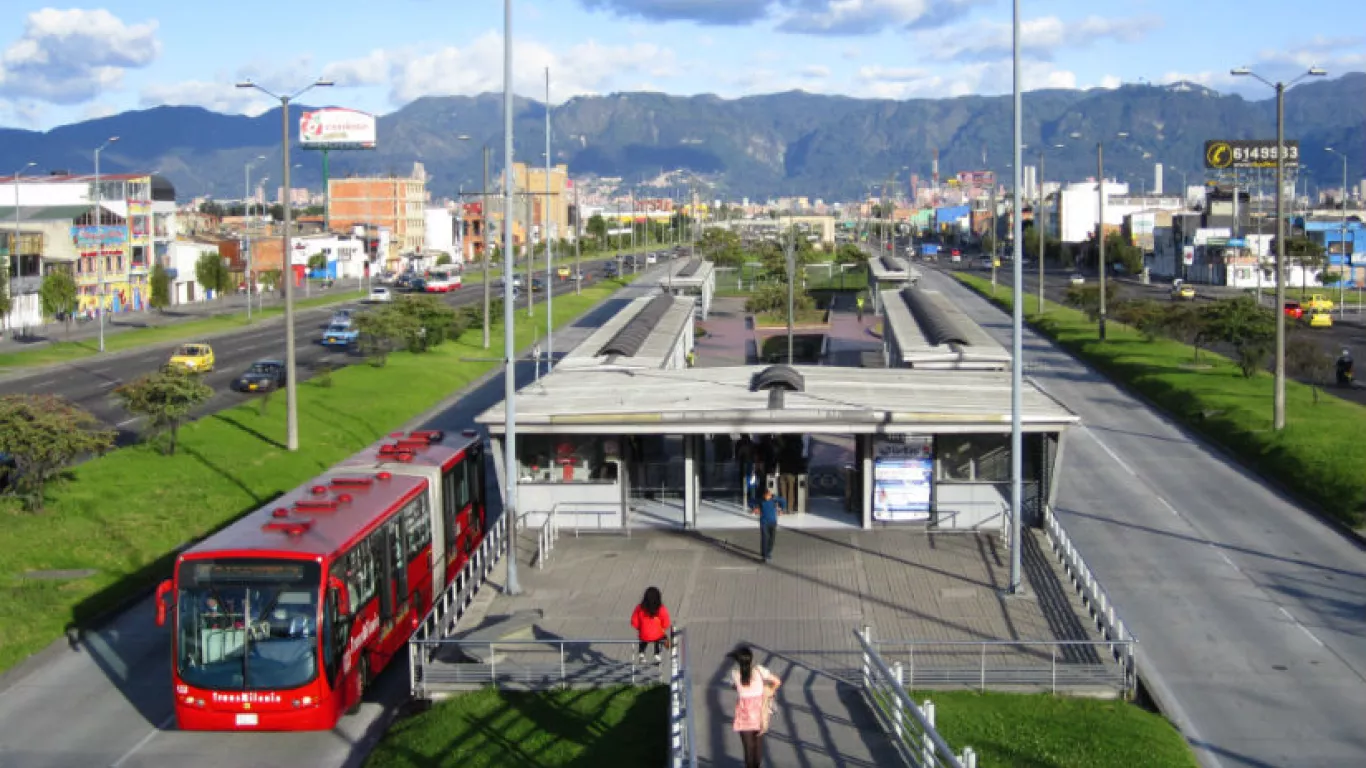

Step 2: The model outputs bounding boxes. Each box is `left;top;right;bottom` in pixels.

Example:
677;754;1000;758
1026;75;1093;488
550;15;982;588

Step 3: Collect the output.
322;322;359;347
1284;301;1304;320
367;286;393;303
167;343;215;373
232;359;287;393
1069;274;1085;286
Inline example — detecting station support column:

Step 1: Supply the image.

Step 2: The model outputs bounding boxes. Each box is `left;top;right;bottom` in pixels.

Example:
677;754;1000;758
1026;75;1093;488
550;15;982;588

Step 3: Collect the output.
860;434;874;530
683;436;697;529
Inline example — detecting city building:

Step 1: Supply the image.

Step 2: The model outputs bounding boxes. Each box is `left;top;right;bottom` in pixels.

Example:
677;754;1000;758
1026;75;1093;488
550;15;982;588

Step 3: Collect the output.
327;162;428;268
512;162;570;243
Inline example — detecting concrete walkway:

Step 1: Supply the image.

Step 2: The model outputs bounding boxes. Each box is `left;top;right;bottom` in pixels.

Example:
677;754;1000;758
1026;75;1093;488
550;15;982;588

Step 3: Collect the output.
489;526;1108;767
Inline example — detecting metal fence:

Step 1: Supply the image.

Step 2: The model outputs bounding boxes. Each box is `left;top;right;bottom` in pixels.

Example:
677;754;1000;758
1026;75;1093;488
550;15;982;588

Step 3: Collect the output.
855;627;976;768
669;628;698;768
1042;505;1138;697
410;637;668;692
871;640;1132;697
408;512;507;698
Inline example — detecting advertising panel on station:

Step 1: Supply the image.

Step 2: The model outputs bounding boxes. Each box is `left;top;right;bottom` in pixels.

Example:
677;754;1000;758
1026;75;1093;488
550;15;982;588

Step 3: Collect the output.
872;436;933;522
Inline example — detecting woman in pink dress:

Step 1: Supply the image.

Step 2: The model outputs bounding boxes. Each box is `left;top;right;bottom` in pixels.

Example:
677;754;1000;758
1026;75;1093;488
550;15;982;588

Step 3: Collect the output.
728;645;781;768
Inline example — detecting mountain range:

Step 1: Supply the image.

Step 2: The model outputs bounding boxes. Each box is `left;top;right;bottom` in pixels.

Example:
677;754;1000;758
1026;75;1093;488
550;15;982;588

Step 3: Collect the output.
1;74;1363;203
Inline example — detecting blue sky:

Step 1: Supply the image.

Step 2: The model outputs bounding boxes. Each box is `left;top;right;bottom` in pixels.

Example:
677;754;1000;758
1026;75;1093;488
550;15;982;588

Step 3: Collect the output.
1;1;1362;130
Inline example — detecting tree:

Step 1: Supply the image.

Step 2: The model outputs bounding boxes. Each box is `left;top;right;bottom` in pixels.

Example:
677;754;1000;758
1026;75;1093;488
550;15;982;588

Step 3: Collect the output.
1111;299;1167;341
435;253;453;266
114;368;213;456
1063;282;1119;322
195;251;232;299
1104;232;1144;275
1276;235;1327;292
586;214;608;242
0;394;113;511
39;269;78;335
307;253;327;272
1201;296;1275;378
1162;304;1211;363
259;270;281;292
745;282;814;315
1286;336;1336;405
982;234;997;257
353;305;420;366
149;264;172;312
834;243;864;266
0;245;10;333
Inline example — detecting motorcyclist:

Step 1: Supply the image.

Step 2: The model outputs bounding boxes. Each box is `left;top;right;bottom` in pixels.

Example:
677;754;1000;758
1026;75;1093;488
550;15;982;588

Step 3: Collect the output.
1336;349;1354;388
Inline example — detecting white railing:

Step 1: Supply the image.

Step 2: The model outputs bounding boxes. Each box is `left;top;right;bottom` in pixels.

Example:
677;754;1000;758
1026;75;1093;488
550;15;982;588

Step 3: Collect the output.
409;637;666;692
669;627;697;768
535;506;560;570
523;501;629;539
408;512;507;699
872;640;1132;697
1042;505;1137;697
855;626;976;768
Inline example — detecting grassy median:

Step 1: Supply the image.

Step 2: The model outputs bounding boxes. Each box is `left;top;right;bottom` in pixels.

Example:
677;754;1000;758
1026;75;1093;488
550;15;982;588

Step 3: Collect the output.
922;691;1197;767
0;281;625;674
956;271;1366;530
0;290;365;369
365;686;667;768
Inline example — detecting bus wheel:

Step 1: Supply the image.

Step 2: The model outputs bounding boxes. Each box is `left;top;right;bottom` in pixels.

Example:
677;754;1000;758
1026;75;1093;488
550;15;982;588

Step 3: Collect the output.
347;656;369;716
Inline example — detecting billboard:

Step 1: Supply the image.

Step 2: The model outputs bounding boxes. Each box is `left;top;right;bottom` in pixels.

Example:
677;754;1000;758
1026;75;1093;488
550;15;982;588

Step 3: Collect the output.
872;437;933;523
299;108;377;150
1204;140;1300;170
71;225;126;248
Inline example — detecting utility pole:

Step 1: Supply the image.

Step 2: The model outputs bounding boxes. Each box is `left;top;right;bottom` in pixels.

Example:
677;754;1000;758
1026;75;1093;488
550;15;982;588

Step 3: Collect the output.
525;188;533;317
786;212;795;364
501;0;521;596
1008;0;1024;595
1097;139;1108;341
1038;149;1047;314
544;67;554;369
482;145;491;349
574;181;581;295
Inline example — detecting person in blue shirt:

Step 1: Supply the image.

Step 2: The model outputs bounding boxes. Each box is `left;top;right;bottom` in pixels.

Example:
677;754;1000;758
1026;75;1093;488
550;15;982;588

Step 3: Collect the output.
751;489;787;563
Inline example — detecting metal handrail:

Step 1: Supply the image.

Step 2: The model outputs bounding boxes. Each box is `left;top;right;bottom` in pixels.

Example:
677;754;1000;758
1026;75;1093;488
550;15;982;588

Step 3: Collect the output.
536;505;560;569
872;639;1134;696
1042;505;1138;696
854;626;972;768
409;636;664;692
669;627;697;768
408;513;507;698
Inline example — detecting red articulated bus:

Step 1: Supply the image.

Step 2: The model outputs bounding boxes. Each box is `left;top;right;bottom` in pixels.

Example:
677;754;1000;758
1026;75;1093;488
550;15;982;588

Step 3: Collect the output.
154;428;487;731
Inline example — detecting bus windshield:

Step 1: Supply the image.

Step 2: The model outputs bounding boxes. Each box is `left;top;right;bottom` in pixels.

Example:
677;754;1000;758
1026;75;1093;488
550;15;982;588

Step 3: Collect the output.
175;558;321;692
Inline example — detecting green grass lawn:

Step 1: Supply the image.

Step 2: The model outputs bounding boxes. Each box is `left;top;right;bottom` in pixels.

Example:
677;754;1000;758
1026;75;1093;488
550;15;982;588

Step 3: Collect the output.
0;290;364;369
920;691;1197;768
0;281;625;674
365;686;667;768
459;244;661;284
956;271;1366;529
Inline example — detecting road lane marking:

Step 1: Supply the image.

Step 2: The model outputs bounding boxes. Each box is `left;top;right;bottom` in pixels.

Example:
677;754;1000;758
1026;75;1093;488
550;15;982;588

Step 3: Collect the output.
1082;428;1135;476
1278;606;1326;648
1157;496;1180;517
116;417;141;428
109;713;175;768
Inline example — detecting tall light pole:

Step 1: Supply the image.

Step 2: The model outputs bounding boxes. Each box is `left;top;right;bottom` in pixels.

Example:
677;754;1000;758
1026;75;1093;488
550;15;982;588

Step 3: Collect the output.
1007;0;1024;595
244;154;266;319
94;136;120;352
1034;144;1064;314
1068;130;1128;341
544;67;554;369
501;0;521;596
9;162;35;330
1327;147;1350;310
236;77;334;452
1232;65;1326;431
786;212;795;364
483;143;492;347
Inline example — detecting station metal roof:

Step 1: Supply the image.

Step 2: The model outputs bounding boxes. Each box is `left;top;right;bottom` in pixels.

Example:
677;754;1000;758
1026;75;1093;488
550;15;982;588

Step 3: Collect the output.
660;258;714;288
881;287;1011;370
476;365;1076;435
557;293;695;370
867;253;919;282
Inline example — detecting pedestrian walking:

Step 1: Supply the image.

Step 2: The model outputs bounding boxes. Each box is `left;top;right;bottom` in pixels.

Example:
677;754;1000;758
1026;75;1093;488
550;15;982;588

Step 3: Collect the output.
751;488;786;563
630;586;671;663
856;293;865;321
728;645;781;768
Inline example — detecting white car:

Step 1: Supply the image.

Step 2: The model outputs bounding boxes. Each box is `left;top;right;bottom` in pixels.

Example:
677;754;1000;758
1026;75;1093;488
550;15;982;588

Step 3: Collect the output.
367;286;393;303
645;253;658;265
1069;274;1085;286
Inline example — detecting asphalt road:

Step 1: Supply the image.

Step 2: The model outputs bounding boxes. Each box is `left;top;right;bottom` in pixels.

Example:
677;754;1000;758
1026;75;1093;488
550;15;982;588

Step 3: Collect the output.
955;263;1366;407
0;268;663;768
0;260;619;445
926;266;1366;768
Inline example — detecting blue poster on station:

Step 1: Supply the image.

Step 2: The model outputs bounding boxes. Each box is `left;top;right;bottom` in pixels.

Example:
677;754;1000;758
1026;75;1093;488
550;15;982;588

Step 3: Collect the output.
873;437;933;522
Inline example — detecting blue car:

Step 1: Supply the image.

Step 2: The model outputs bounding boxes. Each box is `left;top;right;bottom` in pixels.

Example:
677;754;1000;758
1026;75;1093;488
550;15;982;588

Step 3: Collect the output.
321;322;359;347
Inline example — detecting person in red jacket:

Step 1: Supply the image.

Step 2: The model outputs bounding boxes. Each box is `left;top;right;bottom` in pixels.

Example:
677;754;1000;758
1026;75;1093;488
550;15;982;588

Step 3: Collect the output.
630;586;671;663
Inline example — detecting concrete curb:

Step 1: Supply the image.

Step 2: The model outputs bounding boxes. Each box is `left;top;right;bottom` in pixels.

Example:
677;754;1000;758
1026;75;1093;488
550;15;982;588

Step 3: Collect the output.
949;272;1366;548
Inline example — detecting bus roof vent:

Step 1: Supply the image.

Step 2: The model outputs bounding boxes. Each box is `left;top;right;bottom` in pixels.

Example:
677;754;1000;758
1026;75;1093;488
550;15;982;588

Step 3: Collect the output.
408;429;445;444
263;520;312;536
330;477;374;488
294;499;339;513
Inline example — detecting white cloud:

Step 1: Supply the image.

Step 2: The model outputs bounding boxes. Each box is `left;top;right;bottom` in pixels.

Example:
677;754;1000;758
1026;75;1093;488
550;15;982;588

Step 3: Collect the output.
851;60;1076;100
778;0;987;36
139;80;273;115
322;34;679;105
82;102;119;120
935;14;1163;62
801;65;831;79
0;97;44;128
1100;75;1122;89
857;65;929;83
0;9;160;104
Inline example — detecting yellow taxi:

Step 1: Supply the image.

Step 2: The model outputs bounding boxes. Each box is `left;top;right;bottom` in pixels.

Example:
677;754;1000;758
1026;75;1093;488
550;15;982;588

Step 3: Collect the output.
1171;283;1196;301
557;265;571;280
1309;312;1334;329
1307;293;1335;312
168;343;215;372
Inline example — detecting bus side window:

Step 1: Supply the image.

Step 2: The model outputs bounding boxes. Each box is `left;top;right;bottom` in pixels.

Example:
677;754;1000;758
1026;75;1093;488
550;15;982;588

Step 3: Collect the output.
378;526;395;622
391;517;409;602
442;470;459;561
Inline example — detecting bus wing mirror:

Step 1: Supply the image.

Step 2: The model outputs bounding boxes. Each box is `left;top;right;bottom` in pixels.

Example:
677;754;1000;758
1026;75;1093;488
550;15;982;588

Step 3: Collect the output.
328;576;351;617
154;579;173;627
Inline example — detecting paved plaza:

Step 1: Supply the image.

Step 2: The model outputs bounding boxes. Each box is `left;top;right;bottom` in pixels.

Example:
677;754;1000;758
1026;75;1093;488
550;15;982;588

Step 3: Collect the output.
467;525;1108;767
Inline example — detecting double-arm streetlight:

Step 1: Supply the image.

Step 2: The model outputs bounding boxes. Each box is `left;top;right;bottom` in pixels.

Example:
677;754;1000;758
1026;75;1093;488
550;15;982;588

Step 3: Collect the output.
244;154;267;319
1231;64;1326;431
1326;147;1350;311
94;136;120;352
236;77;334;452
1068;130;1130;341
9;162;36;324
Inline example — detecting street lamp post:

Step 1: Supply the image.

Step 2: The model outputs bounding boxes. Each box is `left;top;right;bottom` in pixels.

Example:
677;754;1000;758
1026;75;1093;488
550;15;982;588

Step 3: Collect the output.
1008;0;1024;595
500;0;521;595
786;213;795;364
1036;145;1064;314
244;155;266;319
94;136;120;352
1327;147;1349;311
236;77;335;452
1068;131;1129;340
9;162;35;331
544;67;554;370
1232;65;1326;431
